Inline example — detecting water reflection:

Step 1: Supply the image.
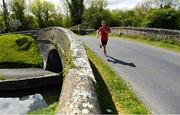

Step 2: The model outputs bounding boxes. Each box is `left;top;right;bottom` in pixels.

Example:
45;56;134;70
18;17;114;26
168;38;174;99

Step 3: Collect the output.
0;94;47;114
0;84;61;114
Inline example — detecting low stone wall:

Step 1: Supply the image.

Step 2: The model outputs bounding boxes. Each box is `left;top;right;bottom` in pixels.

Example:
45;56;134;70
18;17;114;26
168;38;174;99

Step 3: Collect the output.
0;30;37;38
0;73;60;90
111;27;180;41
71;29;96;35
37;27;101;114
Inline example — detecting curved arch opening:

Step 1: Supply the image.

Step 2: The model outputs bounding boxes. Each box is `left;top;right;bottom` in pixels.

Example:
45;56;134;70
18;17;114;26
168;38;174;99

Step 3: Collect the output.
46;49;63;73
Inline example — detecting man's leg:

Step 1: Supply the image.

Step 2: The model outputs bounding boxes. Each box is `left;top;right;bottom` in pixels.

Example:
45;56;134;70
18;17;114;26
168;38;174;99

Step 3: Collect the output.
101;40;108;56
99;43;102;48
103;45;107;56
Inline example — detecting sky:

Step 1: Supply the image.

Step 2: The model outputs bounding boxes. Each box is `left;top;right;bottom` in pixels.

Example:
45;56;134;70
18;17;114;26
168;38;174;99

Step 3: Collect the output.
107;0;144;9
0;0;143;10
49;0;144;10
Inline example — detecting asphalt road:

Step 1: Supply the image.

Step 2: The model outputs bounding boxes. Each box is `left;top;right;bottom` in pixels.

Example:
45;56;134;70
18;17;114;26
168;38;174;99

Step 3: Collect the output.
81;36;180;114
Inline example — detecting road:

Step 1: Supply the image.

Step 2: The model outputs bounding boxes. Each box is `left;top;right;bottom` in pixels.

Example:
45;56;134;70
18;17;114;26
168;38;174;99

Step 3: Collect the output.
81;36;180;114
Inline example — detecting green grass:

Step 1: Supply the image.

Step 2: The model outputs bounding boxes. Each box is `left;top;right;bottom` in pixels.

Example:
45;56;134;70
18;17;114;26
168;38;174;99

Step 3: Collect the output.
85;46;150;114
84;33;180;52
28;102;58;115
0;74;6;80
0;34;43;68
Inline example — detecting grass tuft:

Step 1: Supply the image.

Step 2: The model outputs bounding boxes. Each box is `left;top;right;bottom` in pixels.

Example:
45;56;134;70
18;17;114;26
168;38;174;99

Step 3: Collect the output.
28;102;58;115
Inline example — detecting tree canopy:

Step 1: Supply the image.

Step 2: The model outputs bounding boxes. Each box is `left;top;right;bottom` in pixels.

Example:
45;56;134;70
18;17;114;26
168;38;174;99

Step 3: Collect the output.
0;0;179;31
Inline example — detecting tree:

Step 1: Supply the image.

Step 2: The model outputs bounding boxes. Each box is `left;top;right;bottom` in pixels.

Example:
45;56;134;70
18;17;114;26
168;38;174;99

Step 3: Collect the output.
31;0;55;28
110;10;143;27
65;0;84;26
133;4;149;26
83;0;111;29
9;0;26;30
145;8;179;29
144;0;180;8
31;0;44;28
154;0;180;8
52;13;64;26
0;10;4;30
83;8;111;29
2;0;9;32
59;0;71;27
24;15;39;30
136;1;151;12
176;9;180;29
87;0;107;9
110;10;122;27
43;1;55;25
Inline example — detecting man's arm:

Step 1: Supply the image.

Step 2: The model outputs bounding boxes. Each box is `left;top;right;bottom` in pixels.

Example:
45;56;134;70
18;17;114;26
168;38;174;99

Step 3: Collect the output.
108;27;111;33
104;27;111;34
96;29;100;38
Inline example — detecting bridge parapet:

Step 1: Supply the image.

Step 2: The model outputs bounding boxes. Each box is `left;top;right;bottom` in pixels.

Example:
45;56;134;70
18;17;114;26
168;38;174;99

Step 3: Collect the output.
37;27;101;114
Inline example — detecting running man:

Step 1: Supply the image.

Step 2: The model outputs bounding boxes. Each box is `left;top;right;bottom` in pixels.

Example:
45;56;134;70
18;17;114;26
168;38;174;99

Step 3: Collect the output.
97;20;111;60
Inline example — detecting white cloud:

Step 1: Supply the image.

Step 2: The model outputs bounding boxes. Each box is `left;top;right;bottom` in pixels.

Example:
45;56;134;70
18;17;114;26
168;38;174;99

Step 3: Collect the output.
49;0;144;10
107;0;144;10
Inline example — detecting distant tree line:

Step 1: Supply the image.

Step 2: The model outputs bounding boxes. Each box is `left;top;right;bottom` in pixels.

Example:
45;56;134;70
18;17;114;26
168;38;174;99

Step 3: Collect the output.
83;0;180;30
0;0;180;32
0;0;65;32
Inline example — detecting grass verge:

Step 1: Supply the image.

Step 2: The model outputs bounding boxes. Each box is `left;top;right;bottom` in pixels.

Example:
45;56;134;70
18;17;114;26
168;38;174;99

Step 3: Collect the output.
85;45;150;114
28;102;58;115
0;34;43;68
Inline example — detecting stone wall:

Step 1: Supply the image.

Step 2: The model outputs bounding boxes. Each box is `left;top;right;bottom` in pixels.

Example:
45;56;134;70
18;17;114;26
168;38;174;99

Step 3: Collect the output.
37;27;101;114
70;29;96;35
111;27;180;41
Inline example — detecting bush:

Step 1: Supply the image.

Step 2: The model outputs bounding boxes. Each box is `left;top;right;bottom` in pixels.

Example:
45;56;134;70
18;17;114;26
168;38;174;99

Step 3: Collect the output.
144;8;179;29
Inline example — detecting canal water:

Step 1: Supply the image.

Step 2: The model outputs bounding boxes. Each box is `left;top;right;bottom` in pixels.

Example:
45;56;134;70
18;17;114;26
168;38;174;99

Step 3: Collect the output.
0;84;62;114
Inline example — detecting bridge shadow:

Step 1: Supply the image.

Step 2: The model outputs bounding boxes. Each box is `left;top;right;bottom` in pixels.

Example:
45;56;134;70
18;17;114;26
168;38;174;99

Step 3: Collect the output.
107;56;136;67
46;49;63;73
89;60;118;114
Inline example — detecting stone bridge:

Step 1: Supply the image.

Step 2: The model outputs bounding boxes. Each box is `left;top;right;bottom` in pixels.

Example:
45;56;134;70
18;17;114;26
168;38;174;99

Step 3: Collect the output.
37;27;100;114
1;26;179;114
0;27;100;114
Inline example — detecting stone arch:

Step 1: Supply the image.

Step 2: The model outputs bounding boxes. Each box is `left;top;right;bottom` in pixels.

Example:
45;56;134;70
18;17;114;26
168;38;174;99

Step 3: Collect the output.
45;49;63;73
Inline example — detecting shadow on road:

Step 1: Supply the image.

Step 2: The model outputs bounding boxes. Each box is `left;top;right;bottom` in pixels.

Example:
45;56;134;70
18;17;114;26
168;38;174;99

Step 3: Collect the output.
89;60;118;114
108;56;136;67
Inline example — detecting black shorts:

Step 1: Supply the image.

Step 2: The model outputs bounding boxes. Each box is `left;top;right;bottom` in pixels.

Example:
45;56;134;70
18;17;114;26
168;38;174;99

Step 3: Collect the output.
101;40;108;46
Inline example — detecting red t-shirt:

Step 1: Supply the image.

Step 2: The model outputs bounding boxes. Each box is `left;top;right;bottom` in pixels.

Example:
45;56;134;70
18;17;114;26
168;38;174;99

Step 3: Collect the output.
98;26;111;40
